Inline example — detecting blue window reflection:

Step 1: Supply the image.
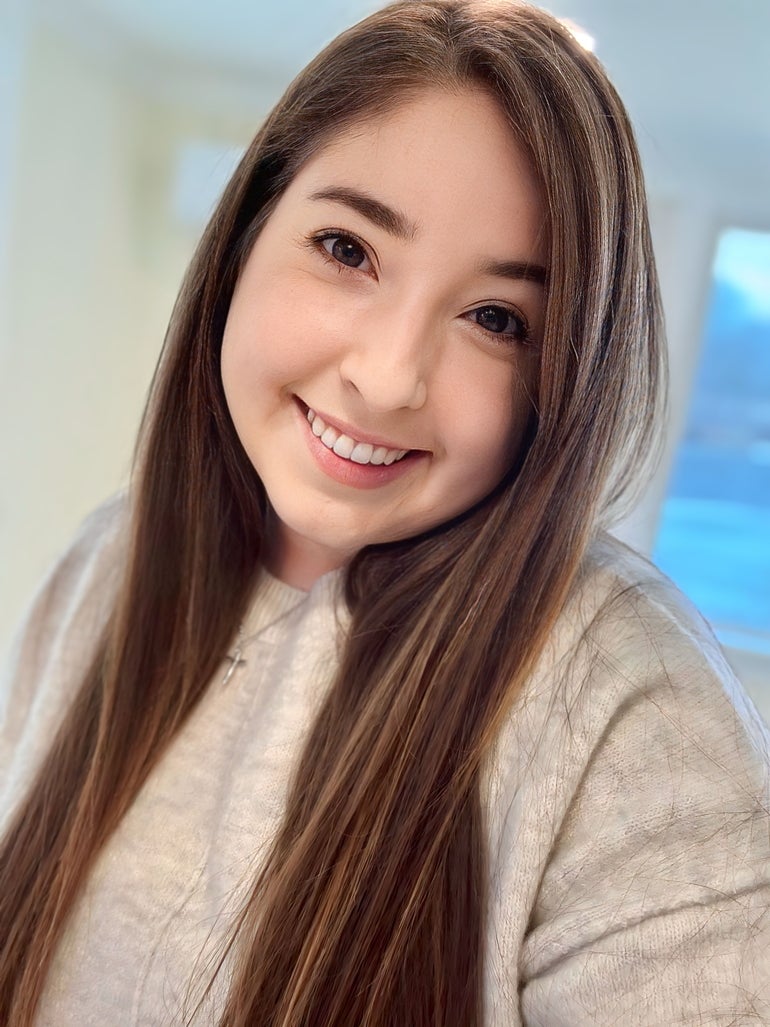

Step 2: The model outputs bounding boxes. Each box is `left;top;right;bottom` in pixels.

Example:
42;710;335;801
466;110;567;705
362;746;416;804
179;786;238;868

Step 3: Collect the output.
655;229;770;653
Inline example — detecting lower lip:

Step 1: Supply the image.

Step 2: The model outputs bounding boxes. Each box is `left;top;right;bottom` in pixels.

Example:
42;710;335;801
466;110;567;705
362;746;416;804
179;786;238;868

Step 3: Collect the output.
296;404;424;490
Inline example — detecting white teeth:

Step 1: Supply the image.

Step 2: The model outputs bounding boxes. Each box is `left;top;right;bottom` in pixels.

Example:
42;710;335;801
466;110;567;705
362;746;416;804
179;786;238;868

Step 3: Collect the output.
332;434;355;459
304;406;409;467
320;426;338;448
350;442;374;464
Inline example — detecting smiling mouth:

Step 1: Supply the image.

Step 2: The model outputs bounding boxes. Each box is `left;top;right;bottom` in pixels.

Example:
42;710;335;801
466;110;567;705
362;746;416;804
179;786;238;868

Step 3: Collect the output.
305;407;411;466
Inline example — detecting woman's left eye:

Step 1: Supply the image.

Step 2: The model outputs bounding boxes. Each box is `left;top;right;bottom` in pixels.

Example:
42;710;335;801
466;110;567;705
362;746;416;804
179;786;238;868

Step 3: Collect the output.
465;304;530;343
314;233;372;272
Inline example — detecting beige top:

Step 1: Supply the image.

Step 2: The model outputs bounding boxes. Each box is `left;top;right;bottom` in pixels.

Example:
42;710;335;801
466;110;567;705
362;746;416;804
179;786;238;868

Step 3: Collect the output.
2;495;770;1025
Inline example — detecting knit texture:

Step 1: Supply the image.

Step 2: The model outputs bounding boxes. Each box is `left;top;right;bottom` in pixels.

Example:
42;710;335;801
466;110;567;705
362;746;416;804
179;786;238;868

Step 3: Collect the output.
2;496;769;1025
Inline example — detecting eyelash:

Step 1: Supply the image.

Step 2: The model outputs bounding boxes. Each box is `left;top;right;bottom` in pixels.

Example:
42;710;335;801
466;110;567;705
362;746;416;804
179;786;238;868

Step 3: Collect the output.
307;230;532;345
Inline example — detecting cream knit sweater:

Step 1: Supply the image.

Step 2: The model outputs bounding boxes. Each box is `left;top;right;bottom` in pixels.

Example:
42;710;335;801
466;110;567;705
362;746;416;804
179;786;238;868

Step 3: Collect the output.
2;496;770;1025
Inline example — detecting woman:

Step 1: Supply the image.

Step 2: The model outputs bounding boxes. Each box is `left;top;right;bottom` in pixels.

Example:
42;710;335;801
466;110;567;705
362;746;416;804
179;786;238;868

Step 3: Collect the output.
1;1;768;1024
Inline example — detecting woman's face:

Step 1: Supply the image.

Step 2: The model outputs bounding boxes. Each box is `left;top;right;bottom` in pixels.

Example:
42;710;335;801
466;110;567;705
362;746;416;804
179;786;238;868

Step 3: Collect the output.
221;87;547;588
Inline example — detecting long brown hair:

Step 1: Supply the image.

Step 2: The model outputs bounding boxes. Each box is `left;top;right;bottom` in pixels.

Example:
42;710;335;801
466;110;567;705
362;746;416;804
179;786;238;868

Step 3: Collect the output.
0;2;664;1023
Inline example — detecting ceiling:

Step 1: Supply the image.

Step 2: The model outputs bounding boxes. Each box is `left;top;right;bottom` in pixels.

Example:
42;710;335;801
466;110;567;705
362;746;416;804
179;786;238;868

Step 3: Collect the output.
32;0;770;220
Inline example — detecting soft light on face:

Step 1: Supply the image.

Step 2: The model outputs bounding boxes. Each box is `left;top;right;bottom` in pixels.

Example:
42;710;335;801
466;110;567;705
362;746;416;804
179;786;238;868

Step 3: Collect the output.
221;87;548;588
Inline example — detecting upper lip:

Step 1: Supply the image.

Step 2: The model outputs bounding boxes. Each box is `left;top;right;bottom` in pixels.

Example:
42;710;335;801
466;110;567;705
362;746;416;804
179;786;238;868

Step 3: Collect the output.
296;397;421;453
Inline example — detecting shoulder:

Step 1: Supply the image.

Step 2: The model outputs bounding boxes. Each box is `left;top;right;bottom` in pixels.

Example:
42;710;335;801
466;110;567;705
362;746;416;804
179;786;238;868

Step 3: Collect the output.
487;527;770;917
30;491;127;609
486;535;770;1023
556;530;736;677
534;531;766;744
5;492;128;677
556;527;769;820
513;531;770;820
0;493;129;825
490;527;770;805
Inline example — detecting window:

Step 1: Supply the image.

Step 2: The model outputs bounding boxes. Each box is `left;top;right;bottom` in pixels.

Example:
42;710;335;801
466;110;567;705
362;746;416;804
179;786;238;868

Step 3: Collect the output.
654;228;770;654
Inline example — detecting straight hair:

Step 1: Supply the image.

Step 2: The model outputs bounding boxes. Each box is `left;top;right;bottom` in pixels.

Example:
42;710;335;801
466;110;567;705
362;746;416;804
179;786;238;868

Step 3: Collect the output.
0;2;664;1023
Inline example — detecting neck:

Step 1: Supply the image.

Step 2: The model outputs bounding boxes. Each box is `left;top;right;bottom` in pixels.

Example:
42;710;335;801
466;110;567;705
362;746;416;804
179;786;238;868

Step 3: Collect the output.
263;513;350;591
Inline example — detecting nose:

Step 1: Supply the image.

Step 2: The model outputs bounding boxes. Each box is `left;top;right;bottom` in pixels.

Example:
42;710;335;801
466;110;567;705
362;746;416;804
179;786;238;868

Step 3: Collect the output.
338;307;431;412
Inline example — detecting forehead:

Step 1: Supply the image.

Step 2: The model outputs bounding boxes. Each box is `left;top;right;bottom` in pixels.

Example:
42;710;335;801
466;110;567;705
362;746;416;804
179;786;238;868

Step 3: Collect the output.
283;87;547;264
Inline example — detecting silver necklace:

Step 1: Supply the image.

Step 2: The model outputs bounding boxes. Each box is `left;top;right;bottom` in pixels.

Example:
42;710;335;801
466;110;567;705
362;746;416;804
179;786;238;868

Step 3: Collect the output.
219;579;310;681
221;626;253;686
220;596;304;686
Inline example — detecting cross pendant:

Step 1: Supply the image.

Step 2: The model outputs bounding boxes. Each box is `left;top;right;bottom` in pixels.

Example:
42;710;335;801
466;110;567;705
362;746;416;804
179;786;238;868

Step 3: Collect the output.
221;647;246;687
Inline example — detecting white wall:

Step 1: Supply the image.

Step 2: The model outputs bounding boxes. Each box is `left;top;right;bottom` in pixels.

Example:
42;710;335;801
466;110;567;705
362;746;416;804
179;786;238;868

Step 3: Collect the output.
0;18;263;666
0;22;143;658
0;0;26;368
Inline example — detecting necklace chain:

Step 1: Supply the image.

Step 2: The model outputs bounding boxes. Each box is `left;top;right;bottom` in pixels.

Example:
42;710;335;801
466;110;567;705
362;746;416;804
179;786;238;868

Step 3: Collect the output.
220;577;317;686
220;597;302;686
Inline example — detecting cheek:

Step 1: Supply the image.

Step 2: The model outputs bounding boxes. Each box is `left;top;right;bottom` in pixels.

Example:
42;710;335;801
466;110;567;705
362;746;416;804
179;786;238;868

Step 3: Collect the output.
222;274;352;387
444;359;533;483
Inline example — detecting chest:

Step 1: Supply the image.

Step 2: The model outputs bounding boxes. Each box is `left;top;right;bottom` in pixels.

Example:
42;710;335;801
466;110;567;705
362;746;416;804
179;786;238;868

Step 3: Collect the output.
37;612;340;1026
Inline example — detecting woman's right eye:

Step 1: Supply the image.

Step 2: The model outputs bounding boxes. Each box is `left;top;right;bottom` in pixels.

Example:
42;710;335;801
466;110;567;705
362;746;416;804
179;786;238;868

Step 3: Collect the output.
314;232;373;273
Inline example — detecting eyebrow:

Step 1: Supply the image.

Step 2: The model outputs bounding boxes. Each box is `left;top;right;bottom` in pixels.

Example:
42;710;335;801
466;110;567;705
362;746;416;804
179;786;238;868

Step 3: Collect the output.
309;186;418;241
309;184;548;286
478;257;548;287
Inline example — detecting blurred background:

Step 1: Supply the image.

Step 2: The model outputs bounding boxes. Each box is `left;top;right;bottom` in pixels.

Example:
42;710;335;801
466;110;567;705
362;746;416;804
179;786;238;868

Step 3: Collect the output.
0;0;768;715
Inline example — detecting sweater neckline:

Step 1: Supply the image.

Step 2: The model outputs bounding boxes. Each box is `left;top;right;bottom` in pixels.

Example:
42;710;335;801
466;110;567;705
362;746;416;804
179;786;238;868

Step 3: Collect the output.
240;565;345;640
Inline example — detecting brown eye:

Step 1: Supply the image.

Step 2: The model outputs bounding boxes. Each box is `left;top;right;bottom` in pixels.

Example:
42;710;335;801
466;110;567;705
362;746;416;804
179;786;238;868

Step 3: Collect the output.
323;235;367;268
468;304;528;341
475;305;517;334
